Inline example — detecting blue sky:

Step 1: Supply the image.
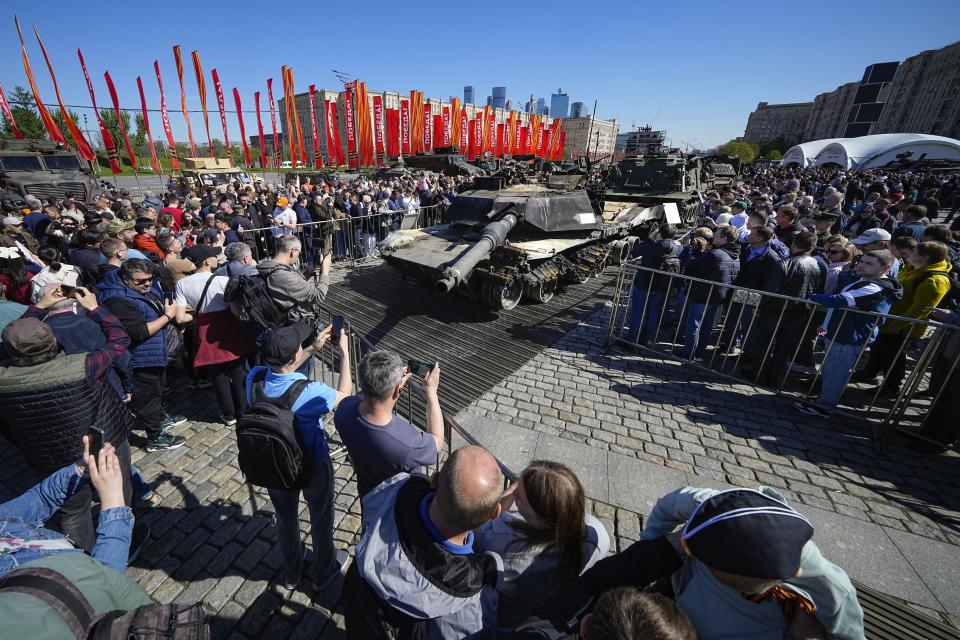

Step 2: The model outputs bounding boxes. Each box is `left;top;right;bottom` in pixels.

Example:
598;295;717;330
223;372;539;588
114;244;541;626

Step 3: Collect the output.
1;0;958;149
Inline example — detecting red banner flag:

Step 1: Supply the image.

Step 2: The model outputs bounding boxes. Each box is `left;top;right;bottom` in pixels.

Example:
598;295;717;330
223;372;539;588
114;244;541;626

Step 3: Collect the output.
486;110;496;155
467;118;476;161
232;88;251;167
433;115;443;152
496;123;504;157
77;49;120;174
191;51;212;156
154;61;179;171
211;68;230;154
442;107;451;147
459;109;467;152
104;72;135;169
344;86;357;169
172;46;196;157
279;68;295;168
267;78;279;167
33;25;95;160
287;68;307;165
327;100;343;166
556;128;566;161
400;100;410;156
136;76;160;173
373;95;385;165
354;81;375;167
0;84;22;140
422;103;432;152
14;17;64;145
474;116;483;158
409;91;424;155
308;85;321;168
385;108;399;157
254;91;267;168
519;126;528;154
450;99;461;147
324;100;337;166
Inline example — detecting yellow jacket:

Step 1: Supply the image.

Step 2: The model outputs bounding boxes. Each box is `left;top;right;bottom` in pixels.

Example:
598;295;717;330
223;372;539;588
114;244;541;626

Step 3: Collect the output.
883;260;953;337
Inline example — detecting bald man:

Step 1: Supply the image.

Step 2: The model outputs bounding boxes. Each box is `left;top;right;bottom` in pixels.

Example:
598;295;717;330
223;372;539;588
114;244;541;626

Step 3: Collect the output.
344;445;505;639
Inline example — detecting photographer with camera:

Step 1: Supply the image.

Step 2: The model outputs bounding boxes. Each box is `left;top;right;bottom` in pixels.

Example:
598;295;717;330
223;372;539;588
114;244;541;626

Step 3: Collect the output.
334;351;443;500
256;235;331;326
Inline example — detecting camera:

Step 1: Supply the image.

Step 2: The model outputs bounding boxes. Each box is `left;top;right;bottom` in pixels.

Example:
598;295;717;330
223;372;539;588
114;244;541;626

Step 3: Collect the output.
302;321;327;348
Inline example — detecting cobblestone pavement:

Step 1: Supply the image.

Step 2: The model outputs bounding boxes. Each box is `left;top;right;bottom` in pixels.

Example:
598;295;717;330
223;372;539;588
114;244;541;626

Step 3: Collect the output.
2;300;959;634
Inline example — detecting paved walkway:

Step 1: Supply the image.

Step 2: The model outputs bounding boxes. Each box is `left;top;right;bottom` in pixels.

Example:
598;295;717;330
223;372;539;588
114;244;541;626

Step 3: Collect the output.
1;303;958;636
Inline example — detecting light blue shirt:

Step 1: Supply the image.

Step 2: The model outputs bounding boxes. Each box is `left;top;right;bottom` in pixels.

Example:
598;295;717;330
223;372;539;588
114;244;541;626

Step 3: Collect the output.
245;366;336;465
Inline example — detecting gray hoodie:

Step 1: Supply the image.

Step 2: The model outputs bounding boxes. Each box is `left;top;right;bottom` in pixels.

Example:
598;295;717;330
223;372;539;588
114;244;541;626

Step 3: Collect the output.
346;473;503;639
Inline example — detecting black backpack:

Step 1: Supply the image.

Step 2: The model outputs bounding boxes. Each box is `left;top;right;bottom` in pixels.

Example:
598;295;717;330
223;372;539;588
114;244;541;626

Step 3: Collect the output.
660;253;681;274
0;566;209;639
236;369;311;490
222;266;288;335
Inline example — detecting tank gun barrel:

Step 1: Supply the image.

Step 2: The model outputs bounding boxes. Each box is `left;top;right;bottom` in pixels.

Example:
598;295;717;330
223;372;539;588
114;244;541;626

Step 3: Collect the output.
435;212;518;294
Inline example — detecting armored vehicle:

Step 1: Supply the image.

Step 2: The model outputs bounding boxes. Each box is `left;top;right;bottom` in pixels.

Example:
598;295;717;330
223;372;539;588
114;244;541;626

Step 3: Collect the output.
0;139;103;205
703;154;742;186
174;157;254;192
595;154;707;226
403;152;485;177
379;183;666;310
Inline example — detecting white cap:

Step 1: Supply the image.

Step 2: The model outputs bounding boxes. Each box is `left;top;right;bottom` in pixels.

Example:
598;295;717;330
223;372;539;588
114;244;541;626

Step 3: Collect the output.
851;228;892;245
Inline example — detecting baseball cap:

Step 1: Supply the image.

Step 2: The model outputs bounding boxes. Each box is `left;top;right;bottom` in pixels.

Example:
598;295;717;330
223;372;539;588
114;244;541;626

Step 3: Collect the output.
105;218;136;235
1;317;58;366
813;212;839;222
851;228;891;245
61;211;85;226
261;322;312;366
2;216;23;227
277;197;289;207
187;197;202;208
184;244;222;265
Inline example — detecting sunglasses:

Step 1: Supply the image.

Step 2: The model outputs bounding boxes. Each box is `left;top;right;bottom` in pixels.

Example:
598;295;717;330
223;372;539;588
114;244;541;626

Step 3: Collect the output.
128;276;153;285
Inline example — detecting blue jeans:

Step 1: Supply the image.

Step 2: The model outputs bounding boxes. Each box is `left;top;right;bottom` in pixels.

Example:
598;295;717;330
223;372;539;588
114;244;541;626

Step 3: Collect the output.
817;341;864;407
681;301;721;358
267;456;337;585
0;464;134;576
627;285;665;344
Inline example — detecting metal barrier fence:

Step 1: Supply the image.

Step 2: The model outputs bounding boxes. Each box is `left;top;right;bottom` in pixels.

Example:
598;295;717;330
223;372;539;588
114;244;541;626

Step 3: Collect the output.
605;261;960;452
230;204;445;273
309;305;517;486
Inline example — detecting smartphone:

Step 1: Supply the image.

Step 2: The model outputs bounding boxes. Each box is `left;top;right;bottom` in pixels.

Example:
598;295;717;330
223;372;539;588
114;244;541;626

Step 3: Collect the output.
87;426;105;464
332;315;345;341
408;358;435;377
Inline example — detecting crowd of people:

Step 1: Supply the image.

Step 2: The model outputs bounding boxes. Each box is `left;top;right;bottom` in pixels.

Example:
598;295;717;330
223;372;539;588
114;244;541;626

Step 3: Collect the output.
626;164;960;454
0;164;953;638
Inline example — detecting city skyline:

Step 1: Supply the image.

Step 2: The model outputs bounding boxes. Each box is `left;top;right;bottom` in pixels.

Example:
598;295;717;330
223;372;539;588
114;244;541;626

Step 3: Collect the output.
0;0;957;150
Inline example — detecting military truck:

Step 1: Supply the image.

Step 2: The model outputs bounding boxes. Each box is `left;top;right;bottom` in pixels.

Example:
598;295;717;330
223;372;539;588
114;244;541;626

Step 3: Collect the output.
174;157;254;192
379;183;663;310
0;139;103;205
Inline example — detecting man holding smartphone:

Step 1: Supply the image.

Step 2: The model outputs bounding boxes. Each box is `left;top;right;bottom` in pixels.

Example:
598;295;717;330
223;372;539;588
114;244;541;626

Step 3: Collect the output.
334;350;444;500
244;322;353;593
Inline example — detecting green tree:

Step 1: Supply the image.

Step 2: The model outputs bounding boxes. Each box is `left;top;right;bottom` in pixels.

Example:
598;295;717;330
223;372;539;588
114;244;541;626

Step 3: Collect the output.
50;108;82;140
717;140;757;163
767;150;783;160
133;114;147;166
1;85;46;140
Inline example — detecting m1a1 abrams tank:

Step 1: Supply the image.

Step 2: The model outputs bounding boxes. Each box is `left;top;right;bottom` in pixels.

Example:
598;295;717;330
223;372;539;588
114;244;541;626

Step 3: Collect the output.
594;153;707;227
379;183;654;310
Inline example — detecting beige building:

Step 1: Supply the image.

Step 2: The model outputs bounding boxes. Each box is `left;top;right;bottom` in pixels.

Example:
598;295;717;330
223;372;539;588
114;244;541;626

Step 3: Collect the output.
874;42;960;139
742;101;813;143
560;115;619;161
802;82;860;140
741;41;960;145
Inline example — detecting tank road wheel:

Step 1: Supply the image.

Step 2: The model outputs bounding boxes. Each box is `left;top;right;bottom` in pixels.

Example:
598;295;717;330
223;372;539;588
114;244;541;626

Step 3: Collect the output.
481;277;523;310
523;279;556;304
609;240;630;266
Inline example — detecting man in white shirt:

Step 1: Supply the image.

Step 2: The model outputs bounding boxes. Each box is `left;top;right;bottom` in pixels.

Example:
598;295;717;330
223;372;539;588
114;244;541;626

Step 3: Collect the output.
175;244;253;424
271;197;298;239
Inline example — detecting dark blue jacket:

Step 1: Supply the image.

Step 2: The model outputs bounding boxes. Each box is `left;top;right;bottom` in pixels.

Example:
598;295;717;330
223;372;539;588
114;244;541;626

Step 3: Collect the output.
631;239;681;292
685;244;741;304
95;269;167;369
893;220;927;243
